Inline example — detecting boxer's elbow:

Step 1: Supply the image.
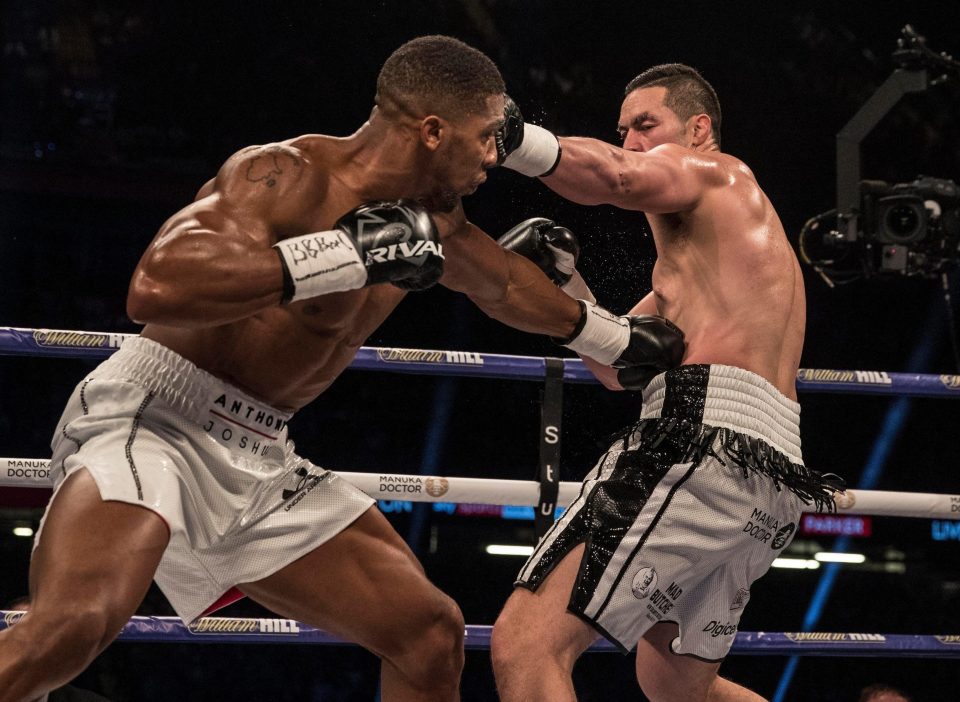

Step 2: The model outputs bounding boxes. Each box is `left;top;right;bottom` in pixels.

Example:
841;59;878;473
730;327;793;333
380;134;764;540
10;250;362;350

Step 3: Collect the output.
126;239;224;325
126;271;181;325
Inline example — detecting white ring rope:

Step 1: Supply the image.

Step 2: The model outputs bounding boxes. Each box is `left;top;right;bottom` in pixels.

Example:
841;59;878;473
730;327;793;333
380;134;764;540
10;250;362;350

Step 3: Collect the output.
3;458;958;520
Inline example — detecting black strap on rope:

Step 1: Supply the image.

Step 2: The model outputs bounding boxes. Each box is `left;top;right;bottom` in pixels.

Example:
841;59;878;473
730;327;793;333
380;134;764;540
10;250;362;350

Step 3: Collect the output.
535;358;564;540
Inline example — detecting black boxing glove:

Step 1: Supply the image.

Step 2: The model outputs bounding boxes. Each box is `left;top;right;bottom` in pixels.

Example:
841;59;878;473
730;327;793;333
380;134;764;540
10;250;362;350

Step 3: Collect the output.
497;218;579;286
613;316;687;391
557;301;685;390
273;199;444;302
498;217;598;303
496;95;562;177
336;200;444;291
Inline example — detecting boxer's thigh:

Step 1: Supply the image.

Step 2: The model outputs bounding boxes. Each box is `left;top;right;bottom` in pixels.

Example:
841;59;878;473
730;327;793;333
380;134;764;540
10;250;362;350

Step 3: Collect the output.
239;505;458;656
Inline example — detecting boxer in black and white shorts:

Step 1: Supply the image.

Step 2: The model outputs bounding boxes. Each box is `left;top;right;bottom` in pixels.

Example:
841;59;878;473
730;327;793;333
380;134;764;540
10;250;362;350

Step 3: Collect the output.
491;62;843;700
515;364;837;660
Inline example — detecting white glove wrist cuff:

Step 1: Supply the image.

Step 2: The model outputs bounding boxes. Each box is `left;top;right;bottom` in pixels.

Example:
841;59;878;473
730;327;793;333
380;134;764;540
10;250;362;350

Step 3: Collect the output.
273;230;366;303
562;300;629;365
502;123;561;177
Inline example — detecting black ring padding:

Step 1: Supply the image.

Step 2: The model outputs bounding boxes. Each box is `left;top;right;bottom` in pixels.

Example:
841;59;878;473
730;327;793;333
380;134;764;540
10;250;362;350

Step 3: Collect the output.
535;358;565;540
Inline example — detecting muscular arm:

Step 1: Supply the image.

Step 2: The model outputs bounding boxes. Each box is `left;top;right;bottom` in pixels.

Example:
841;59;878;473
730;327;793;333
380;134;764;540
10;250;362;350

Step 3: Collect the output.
127;144;308;327
542;140;707;214
436;207;581;337
579;292;659;390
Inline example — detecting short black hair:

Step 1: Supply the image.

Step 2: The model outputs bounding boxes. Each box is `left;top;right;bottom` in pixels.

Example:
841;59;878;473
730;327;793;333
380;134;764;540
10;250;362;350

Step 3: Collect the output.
625;63;722;147
376;35;504;120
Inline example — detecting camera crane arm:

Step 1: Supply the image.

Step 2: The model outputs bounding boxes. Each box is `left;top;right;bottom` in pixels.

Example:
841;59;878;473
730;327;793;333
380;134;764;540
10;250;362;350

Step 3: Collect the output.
833;24;955;243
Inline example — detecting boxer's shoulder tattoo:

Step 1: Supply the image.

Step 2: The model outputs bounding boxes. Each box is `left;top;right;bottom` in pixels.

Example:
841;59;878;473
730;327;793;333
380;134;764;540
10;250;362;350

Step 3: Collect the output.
244;144;304;188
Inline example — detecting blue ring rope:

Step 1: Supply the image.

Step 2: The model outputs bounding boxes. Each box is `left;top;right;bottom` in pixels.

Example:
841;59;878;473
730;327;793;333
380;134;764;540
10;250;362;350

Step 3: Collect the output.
2;326;959;397
1;613;957;657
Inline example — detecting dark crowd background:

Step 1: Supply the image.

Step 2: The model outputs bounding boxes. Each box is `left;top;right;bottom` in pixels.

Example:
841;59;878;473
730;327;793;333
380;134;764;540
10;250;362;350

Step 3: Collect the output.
1;1;960;700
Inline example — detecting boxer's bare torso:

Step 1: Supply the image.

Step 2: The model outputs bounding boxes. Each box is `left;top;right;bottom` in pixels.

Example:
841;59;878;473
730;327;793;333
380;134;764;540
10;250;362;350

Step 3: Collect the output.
545;86;804;399
130;98;584;411
644;149;805;399
137;137;411;410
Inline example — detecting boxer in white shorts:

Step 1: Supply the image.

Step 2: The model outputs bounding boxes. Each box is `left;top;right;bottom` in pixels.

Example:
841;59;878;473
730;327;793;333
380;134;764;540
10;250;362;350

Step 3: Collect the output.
43;336;377;624
0;36;683;702
491;63;842;701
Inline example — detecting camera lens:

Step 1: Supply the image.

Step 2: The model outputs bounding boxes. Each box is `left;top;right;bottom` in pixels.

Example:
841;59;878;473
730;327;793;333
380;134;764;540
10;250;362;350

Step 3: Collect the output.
882;202;923;242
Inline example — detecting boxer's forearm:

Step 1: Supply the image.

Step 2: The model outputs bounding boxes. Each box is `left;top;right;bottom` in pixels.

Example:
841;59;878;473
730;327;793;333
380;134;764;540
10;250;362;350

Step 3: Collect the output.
468;252;582;337
442;221;581;337
540;137;629;206
543;138;698;214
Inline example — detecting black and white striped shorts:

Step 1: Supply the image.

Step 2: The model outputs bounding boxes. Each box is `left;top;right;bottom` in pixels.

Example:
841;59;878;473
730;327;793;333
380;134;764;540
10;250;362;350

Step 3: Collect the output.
516;364;835;660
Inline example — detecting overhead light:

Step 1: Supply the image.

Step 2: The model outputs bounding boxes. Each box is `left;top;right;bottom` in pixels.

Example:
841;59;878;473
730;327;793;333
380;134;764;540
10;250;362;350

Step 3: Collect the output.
12;527;34;538
771;557;820;570
814;552;866;564
485;544;534;557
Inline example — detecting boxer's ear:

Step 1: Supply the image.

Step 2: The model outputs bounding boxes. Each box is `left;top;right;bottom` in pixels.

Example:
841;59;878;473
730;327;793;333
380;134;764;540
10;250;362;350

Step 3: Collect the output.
419;115;444;151
689;113;712;148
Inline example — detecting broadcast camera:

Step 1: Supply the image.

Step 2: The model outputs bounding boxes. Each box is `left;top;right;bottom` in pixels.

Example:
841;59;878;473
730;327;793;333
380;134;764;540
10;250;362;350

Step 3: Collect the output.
800;26;960;283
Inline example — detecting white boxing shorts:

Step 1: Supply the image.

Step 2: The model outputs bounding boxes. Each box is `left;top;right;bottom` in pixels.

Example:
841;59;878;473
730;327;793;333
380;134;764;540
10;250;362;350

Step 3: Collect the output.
516;364;840;660
40;336;374;623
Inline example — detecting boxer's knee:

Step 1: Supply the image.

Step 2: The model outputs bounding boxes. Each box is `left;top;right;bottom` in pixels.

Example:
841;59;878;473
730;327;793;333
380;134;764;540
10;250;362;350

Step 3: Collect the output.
389;593;464;691
635;645;717;702
0;604;114;698
416;594;465;686
490;609;522;676
636;673;711;702
39;603;115;667
491;600;549;681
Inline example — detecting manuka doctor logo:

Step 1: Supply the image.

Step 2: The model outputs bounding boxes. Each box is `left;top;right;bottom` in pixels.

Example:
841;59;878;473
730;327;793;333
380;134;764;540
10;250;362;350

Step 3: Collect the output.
743;508;784;545
6;459;50;480
424;478;449;497
379;475;425;494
